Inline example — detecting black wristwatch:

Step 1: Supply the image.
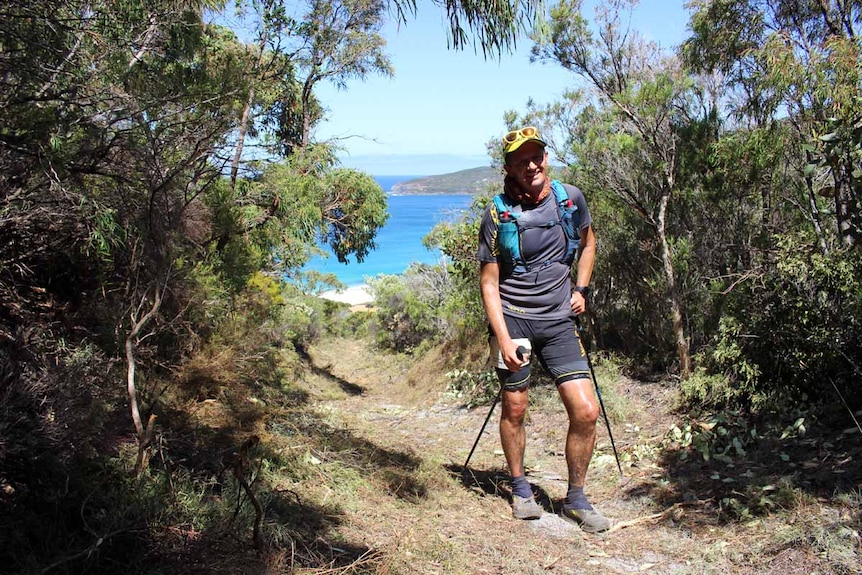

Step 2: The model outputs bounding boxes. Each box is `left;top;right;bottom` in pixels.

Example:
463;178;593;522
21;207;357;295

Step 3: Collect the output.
573;286;590;296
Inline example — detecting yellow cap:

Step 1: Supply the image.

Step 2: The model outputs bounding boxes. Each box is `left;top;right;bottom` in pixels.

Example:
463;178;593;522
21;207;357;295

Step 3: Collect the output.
502;126;547;156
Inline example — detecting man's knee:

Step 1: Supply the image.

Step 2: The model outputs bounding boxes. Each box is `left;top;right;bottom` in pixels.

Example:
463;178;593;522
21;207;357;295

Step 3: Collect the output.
559;378;600;425
577;400;600;426
503;402;529;423
502;391;529;422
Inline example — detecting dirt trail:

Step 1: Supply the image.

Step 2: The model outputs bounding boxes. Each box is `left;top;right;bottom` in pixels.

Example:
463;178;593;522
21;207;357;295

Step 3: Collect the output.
303;336;848;575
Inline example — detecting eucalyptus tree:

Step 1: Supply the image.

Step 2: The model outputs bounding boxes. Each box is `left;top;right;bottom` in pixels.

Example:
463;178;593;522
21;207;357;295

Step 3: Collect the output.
0;0;259;480
227;0;393;167
683;0;862;250
0;0;390;475
386;0;544;56
530;0;714;378
214;0;558;285
675;0;862;406
293;0;394;147
207;0;395;290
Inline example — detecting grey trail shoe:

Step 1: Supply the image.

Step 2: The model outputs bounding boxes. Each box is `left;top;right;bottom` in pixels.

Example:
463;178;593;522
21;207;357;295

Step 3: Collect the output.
561;506;612;533
511;495;543;520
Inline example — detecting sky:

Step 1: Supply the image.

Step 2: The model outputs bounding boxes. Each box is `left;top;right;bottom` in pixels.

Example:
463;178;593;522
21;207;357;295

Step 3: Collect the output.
314;0;692;176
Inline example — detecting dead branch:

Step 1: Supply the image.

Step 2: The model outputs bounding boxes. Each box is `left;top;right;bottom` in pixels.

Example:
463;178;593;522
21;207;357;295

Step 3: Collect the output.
126;285;162;437
298;548;385;575
608;500;710;533
38;529;133;574
227;435;264;550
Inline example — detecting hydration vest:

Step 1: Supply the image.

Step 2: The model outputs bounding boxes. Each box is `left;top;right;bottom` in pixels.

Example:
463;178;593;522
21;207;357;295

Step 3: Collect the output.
491;180;581;275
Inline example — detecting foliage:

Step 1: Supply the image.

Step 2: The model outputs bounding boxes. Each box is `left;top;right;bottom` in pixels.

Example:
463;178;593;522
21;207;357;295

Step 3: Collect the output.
485;0;862;407
367;186;502;355
0;0;394;569
426;192;489;284
0;281;332;573
436;0;543;57
423;192;491;338
208;148;389;296
718;478;800;521
679;365;761;411
667;410;763;464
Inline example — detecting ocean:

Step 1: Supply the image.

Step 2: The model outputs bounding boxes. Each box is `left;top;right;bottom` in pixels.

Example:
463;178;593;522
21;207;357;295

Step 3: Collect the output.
303;176;473;286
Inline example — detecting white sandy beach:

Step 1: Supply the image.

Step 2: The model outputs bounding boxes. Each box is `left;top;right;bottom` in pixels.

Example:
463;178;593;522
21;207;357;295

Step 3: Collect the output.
318;284;375;306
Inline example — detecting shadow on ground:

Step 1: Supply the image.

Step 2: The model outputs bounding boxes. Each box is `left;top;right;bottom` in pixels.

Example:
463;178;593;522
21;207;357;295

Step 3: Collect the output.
622;411;862;534
297;345;365;396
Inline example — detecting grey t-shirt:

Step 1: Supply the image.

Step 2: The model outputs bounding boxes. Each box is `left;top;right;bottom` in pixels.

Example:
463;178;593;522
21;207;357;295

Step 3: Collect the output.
476;183;592;320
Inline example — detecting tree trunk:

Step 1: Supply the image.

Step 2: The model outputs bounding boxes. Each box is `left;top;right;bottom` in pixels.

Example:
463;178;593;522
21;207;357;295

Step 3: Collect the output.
230;87;255;194
835;166;860;248
230;26;268;194
301;74;315;149
656;193;692;379
804;150;830;255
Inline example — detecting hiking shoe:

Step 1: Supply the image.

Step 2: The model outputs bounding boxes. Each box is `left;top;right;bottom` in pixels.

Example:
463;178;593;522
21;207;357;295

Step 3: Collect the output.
561;506;611;533
511;495;543;520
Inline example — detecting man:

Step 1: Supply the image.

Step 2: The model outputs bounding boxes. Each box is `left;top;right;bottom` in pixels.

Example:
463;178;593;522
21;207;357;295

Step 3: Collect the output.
476;126;610;533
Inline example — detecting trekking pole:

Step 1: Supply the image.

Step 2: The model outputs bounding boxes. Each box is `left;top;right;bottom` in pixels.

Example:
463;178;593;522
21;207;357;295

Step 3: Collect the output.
463;346;526;472
575;316;624;477
463;388;501;473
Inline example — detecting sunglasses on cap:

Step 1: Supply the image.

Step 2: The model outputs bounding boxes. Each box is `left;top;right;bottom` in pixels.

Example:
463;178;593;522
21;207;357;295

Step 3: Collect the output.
502;126;539;145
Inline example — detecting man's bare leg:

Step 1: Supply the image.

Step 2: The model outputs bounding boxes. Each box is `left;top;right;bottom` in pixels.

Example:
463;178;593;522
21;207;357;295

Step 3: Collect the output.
557;378;599;487
500;386;529;477
500;386;543;518
557;377;610;532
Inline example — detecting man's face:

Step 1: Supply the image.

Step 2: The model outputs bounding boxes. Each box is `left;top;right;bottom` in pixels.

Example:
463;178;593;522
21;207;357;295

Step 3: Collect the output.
504;142;548;204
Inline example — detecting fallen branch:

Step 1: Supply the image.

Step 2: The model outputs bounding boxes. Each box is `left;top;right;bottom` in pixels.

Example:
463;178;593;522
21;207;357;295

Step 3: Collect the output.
39;529;133;574
608;500;710;533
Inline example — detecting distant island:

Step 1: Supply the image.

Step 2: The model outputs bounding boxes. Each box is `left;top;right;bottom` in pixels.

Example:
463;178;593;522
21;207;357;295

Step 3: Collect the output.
390;166;501;195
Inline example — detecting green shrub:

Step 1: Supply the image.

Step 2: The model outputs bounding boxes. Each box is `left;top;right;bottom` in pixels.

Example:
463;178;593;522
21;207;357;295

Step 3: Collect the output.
698;237;862;410
368;264;454;352
445;368;498;408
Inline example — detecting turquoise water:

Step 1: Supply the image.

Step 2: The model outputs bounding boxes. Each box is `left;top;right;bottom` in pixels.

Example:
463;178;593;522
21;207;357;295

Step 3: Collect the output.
303;176;473;286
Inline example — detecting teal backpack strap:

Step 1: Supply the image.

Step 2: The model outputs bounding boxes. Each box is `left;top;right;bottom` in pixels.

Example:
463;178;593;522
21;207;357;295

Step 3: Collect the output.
492;194;527;274
551;180;581;266
491;194;512;216
551;180;569;204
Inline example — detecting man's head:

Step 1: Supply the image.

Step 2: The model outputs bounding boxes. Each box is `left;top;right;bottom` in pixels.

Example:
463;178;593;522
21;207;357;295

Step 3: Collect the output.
502;126;550;204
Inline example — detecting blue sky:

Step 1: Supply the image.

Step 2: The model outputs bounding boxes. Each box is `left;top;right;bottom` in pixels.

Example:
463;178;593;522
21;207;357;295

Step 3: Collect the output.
315;0;691;176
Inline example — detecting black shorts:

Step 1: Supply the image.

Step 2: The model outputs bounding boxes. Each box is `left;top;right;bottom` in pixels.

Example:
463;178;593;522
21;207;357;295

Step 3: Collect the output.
491;315;590;391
